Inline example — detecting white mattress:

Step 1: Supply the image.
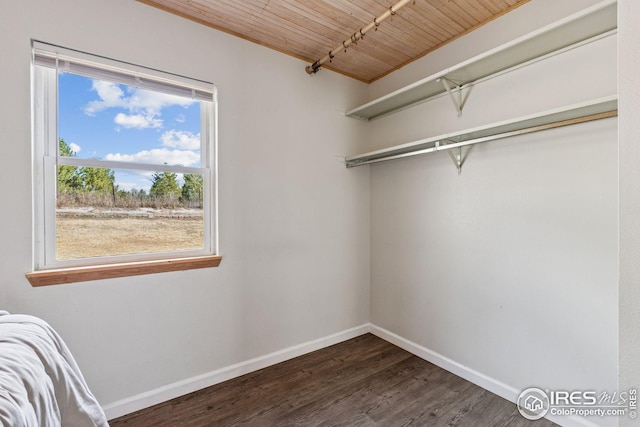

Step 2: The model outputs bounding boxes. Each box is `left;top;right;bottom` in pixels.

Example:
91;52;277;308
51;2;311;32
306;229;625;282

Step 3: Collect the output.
0;311;108;427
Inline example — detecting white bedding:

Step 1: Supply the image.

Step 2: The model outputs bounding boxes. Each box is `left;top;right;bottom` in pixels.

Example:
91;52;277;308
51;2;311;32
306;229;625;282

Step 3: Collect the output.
0;311;108;427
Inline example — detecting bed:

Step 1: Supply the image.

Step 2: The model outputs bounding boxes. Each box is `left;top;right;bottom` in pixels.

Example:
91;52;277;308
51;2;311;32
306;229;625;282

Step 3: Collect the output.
0;311;108;427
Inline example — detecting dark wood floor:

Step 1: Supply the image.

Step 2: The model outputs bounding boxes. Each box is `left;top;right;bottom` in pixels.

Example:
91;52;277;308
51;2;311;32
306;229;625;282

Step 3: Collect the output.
109;334;556;426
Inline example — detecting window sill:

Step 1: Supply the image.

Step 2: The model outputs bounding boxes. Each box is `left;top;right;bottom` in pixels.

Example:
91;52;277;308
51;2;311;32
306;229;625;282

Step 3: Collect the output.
26;255;222;287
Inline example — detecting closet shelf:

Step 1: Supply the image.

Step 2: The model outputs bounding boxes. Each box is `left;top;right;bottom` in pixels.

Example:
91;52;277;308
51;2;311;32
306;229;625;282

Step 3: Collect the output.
345;0;617;121
345;96;618;168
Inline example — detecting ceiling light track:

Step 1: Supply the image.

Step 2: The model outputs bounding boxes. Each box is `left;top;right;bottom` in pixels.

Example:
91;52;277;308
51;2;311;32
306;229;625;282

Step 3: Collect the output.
305;0;414;75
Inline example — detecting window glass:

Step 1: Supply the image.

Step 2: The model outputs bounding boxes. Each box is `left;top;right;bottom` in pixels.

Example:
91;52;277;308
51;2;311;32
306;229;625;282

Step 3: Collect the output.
59;73;202;167
56;165;205;259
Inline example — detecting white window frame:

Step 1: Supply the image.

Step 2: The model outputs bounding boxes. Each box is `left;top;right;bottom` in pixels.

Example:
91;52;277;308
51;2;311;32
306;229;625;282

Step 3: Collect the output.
31;41;218;272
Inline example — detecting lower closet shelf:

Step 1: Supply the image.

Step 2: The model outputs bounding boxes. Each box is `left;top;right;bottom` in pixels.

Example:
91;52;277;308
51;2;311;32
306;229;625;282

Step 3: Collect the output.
345;95;618;168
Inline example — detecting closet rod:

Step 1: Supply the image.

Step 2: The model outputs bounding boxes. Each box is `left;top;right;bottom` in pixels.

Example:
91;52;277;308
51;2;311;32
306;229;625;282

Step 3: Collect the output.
346;110;617;168
305;0;413;75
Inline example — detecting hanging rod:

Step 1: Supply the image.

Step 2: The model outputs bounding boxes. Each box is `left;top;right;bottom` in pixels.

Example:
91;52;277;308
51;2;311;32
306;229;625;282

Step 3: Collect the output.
345;97;618;168
305;0;413;75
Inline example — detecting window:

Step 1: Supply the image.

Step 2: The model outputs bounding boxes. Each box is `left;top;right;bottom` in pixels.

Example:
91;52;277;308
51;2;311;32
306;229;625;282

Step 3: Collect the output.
28;41;219;286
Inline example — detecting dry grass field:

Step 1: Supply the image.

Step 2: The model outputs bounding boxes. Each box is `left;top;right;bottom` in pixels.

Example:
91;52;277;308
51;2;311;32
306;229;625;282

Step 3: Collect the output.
56;214;204;259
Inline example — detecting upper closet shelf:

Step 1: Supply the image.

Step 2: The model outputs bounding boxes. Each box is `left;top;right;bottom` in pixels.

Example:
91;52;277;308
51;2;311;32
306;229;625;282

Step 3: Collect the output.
345;0;617;121
345;96;618;168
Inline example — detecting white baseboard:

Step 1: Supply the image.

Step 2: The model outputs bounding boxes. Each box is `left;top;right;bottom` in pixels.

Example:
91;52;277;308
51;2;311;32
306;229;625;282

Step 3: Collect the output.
368;324;602;427
367;324;521;402
102;324;370;420
104;323;601;427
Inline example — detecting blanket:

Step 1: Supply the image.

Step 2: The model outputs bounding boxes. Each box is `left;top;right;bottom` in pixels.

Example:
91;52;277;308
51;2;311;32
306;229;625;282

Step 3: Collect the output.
0;311;108;427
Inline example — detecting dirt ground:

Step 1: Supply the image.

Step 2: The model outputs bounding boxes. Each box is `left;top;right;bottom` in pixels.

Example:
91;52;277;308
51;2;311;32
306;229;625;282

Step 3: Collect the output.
56;215;204;259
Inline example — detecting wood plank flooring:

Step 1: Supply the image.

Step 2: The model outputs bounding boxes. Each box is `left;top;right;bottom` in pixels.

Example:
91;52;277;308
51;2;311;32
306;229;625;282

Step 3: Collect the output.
109;334;556;426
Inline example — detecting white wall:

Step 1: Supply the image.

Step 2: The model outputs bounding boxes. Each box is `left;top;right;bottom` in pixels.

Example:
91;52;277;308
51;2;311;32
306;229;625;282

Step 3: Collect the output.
618;0;640;426
367;1;619;426
0;0;370;416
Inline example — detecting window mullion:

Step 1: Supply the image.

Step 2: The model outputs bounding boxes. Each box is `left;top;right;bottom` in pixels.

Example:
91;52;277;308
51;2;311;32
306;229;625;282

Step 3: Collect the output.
57;157;207;175
204;100;219;254
43;156;58;267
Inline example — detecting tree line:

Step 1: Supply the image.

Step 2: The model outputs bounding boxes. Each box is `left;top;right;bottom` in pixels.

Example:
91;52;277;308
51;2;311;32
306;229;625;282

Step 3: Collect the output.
58;139;203;209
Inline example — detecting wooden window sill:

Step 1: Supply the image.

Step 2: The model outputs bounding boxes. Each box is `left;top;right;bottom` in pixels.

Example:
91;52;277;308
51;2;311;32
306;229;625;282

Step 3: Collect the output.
26;255;222;287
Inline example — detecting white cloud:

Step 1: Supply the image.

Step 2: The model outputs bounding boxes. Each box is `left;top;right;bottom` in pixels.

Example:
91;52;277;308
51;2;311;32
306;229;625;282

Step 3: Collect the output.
68;142;82;153
160;130;200;150
83;80;195;129
116;181;140;192
84;80;126;116
115;174;155;192
175;114;186;123
105;148;200;167
128;89;193;114
114;113;163;129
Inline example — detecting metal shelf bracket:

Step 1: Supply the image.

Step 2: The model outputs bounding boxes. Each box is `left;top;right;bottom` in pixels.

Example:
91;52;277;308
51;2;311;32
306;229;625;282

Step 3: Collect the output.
437;139;472;174
437;77;464;117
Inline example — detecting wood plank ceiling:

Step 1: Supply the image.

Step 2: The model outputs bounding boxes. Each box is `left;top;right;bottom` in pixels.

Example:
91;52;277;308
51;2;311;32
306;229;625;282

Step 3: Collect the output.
137;0;529;83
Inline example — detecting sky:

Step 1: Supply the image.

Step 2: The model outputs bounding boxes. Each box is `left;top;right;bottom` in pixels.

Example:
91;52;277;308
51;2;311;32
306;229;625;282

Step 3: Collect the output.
58;72;202;192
